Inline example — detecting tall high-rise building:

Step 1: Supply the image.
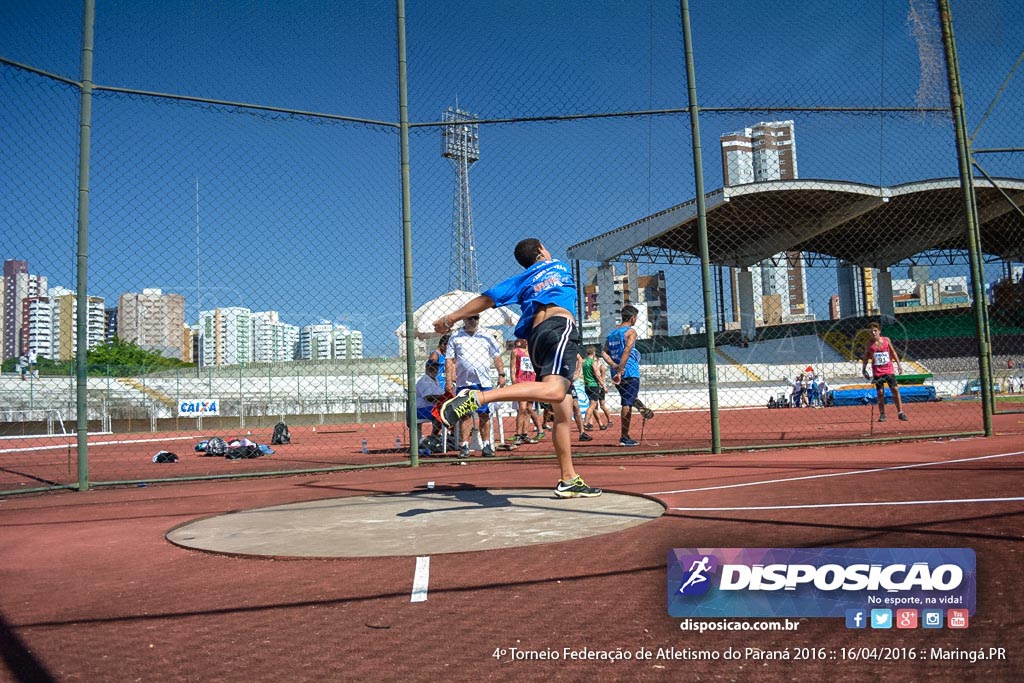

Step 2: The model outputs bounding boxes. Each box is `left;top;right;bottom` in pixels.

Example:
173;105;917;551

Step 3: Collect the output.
252;311;299;362
23;296;53;358
3;259;47;359
48;286;105;361
836;262;879;318
199;307;252;366
582;264;668;345
720;121;811;325
333;325;363;360
298;323;363;361
104;307;119;343
118;289;187;360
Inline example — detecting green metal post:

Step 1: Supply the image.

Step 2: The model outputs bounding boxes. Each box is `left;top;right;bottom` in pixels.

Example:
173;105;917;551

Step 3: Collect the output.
75;0;96;490
397;0;418;465
680;0;721;453
938;0;993;436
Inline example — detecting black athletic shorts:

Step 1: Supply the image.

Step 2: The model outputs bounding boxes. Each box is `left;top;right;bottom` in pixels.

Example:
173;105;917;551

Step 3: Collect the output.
872;374;899;389
527;316;580;383
585;384;605;402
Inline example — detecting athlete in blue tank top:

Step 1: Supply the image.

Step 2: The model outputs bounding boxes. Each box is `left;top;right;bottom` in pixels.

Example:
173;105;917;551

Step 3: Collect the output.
430;238;601;499
604;326;640;379
603;304;654;447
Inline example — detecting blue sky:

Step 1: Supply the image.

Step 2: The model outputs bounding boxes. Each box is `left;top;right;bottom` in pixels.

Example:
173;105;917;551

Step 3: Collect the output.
1;1;1021;357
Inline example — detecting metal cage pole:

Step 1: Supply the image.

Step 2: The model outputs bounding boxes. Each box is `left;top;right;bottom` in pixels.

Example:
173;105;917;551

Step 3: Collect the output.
680;0;721;453
396;0;419;465
75;0;96;490
938;0;993;436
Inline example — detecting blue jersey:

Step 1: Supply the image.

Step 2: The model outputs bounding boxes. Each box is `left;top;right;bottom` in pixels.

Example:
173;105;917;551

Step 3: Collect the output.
431;351;446;386
483;259;577;339
605;326;640;378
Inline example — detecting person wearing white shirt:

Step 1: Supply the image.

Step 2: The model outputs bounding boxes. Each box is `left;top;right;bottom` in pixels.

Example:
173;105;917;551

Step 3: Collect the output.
415;360;444;442
446;316;506;458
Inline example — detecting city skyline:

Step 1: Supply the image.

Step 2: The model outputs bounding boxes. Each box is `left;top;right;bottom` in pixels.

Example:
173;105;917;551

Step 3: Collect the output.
2;258;365;366
1;2;1019;356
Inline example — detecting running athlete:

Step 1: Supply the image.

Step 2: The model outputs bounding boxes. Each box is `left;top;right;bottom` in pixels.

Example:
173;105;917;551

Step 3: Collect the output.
861;321;908;423
434;238;601;498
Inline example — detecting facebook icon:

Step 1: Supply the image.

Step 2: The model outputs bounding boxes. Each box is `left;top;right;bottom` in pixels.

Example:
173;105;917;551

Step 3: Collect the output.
845;609;867;629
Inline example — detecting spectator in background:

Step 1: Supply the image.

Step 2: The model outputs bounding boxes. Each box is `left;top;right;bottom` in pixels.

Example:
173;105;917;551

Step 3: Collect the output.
809;373;822;408
429;334;450;389
446;314;506;458
572;353;592;442
604;304;655;447
18;353;29;381
581;346;612;431
791;374;804;408
415;359;444;443
509;338;544;445
27;350;38;379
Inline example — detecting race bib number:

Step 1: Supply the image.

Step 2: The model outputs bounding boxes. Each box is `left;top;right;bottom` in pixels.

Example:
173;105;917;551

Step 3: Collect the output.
520;356;534;373
873;351;891;366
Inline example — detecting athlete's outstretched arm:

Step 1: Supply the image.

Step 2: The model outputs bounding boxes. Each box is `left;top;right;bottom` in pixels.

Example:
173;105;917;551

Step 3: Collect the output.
433;295;496;334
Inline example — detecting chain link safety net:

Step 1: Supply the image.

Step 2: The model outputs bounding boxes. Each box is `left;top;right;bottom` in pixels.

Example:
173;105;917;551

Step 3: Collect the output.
0;0;1020;493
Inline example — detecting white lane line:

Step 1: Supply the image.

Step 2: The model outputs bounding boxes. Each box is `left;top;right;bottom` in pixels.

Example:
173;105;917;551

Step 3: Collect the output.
0;434;202;454
647;450;1024;496
411;556;430;603
671;496;1024;512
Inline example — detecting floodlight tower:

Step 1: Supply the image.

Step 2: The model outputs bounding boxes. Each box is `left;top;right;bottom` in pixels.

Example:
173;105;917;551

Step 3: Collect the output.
442;106;481;292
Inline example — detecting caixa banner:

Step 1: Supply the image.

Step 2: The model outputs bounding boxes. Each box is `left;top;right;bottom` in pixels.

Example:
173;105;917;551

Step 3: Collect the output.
667;548;975;618
178;399;221;417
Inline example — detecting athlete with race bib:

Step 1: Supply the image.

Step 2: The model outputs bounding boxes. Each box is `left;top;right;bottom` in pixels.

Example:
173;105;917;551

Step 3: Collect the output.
861;321;909;423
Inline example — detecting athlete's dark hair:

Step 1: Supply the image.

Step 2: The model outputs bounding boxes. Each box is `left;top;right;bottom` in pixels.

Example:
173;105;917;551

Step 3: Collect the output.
621;304;639;322
869;321;881;331
514;238;543;268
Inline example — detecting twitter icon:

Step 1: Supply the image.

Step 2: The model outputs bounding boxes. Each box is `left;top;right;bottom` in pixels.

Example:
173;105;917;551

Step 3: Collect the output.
870;609;893;629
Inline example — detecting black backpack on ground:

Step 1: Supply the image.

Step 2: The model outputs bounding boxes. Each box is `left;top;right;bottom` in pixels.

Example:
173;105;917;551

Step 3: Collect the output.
271;422;291;445
206;437;228;457
226;444;261;459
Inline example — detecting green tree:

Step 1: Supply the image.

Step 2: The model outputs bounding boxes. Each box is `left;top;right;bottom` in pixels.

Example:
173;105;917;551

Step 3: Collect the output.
87;338;191;375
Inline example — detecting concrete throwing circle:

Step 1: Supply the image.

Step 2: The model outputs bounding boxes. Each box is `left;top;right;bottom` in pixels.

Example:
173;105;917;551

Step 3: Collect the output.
166;487;665;558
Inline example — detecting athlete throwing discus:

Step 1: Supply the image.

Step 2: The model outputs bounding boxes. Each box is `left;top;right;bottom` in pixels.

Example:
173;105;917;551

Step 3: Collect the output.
432;238;601;498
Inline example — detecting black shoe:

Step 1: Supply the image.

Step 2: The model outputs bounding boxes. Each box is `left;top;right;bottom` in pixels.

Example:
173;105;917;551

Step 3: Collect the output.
898;412;909;422
554;475;602;498
481;444;495;457
579;432;593;442
440;389;481;429
879;413;887;423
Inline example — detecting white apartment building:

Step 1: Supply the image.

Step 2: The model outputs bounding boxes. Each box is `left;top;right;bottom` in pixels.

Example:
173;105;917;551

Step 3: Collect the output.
298;323;363;361
333;326;363;360
199;307;252;366
23;296;53;358
47;286;106;361
720;121;811;326
251;311;299;362
4;259;47;359
298;323;332;361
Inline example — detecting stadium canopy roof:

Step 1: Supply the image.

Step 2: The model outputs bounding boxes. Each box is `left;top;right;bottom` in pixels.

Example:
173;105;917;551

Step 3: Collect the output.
566;177;1024;269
